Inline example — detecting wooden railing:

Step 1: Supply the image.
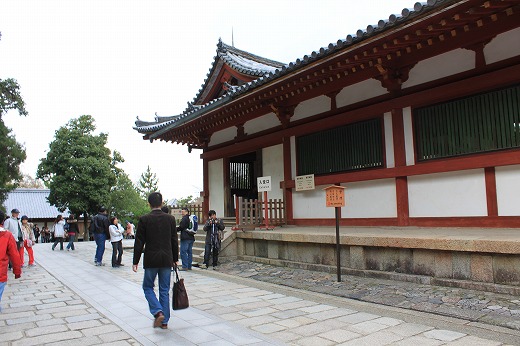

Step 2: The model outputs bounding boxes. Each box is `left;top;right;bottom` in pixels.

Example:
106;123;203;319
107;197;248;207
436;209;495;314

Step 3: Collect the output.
235;196;285;229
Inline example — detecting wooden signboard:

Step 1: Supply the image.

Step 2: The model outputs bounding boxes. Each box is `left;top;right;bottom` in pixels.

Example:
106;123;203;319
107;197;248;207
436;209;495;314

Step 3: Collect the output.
324;185;346;207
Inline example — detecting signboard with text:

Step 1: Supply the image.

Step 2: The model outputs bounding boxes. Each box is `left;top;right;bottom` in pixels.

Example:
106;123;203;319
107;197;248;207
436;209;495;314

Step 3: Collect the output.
324;185;346;207
295;174;315;191
257;176;272;192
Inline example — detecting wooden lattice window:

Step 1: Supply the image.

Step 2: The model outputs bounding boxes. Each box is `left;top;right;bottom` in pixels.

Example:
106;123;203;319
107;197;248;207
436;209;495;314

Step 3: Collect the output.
415;84;520;161
296;118;384;176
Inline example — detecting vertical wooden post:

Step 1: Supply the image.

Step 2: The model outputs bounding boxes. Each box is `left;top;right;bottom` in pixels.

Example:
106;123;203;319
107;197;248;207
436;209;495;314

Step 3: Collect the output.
335;206;341;282
264;191;269;229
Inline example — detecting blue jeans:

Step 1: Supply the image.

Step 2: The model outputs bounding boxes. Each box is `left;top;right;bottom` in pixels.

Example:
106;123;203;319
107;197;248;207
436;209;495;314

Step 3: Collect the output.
180;239;194;269
66;234;75;250
93;233;106;264
143;267;171;324
0;281;6;312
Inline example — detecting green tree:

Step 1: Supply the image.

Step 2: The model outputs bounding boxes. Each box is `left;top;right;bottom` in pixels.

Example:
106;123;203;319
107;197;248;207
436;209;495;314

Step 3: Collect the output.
0;78;28;118
137;165;159;198
176;195;194;207
107;172;149;225
37;115;116;236
0;120;26;204
0;34;29;205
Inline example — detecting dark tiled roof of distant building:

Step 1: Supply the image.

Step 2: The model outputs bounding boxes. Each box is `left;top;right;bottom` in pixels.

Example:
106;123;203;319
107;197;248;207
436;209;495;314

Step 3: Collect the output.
4;188;70;219
134;0;455;137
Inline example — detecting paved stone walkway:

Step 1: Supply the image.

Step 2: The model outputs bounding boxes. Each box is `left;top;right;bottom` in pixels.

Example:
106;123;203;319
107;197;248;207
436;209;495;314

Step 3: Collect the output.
215;260;520;331
1;241;519;345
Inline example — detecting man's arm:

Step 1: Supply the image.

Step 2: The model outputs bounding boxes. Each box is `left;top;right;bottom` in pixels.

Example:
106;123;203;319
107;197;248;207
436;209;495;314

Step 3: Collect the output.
170;216;178;264
7;233;21;278
133;217;146;268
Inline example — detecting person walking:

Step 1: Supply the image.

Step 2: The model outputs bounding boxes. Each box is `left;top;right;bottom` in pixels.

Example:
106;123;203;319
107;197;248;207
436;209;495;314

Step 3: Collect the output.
203;210;225;270
0;210;22;313
133;192;178;329
19;215;36;267
66;215;78;251
51;215;66;251
91;207;110;266
109;217;124;268
177;207;195;271
3;209;23;250
33;225;40;244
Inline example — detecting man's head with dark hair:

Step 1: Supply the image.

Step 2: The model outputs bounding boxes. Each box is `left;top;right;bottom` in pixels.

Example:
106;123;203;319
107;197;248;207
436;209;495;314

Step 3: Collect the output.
208;210;216;217
181;207;189;216
148;192;163;208
161;206;169;214
99;206;106;213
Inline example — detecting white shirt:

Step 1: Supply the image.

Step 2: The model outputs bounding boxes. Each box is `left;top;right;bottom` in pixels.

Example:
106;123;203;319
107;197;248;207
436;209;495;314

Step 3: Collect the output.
109;224;124;242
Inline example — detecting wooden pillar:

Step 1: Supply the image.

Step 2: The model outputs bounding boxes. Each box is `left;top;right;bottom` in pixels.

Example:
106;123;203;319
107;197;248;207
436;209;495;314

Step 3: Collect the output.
202;155;209;219
392;108;410;226
485;167;498;217
283;136;293;224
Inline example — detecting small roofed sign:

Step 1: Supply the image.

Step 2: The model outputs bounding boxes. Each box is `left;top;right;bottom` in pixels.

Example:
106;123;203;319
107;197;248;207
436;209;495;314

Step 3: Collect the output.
324;185;346;207
257;176;272;192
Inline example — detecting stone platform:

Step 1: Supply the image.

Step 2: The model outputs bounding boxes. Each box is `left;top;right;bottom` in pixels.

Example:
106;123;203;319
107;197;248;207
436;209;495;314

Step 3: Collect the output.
220;226;520;294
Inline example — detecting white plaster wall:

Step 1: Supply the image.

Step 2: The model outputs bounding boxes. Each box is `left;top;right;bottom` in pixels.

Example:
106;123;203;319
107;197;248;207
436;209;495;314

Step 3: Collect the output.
244;112;279;135
293;184;335;219
408;169;487;217
403;107;415;166
402;49;475;88
341;179;397;218
484;27;520;65
209;127;236;147
336;78;387;108
384;112;395;168
292;95;330;122
291;136;297;179
208;159;225;217
262;144;284;200
496;165;520;216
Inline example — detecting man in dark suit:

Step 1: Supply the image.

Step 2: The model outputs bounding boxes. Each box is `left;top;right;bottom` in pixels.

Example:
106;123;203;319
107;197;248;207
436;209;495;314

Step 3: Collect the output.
132;192;178;329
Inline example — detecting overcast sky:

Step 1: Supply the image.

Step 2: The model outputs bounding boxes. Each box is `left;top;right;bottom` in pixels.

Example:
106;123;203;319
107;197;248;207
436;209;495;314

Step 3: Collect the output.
0;0;413;201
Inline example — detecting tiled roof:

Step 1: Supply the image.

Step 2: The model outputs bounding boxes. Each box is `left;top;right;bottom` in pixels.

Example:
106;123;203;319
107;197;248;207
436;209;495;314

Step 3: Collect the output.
134;0;455;137
4;188;70;219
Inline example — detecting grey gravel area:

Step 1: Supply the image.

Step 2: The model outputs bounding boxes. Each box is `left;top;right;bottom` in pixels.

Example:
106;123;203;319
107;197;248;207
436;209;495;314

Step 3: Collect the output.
216;259;520;331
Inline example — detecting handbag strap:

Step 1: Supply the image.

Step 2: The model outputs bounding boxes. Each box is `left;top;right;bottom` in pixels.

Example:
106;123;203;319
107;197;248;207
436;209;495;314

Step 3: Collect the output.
173;265;180;283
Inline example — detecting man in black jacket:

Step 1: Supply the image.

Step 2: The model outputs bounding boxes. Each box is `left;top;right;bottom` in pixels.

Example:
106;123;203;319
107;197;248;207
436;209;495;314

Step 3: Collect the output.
133;192;178;329
92;207;110;266
203;210;225;270
177;207;195;271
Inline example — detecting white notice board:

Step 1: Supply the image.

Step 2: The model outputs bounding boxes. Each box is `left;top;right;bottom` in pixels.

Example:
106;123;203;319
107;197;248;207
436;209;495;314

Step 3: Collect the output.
295;174;315;191
257;176;272;192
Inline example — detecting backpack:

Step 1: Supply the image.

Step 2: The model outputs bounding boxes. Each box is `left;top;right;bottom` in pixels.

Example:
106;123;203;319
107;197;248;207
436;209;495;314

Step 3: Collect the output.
186;215;198;235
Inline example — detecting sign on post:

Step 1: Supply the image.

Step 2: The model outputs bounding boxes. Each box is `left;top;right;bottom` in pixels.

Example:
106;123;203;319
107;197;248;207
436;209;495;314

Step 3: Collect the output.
295;174;315;191
324;185;346;207
257;176;272;192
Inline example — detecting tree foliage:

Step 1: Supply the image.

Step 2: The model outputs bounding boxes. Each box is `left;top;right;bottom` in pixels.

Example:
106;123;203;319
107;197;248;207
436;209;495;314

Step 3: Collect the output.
37;115;116;217
137;165;159;198
18;174;44;189
0;78;28;118
107;172;149;225
0;120;26;203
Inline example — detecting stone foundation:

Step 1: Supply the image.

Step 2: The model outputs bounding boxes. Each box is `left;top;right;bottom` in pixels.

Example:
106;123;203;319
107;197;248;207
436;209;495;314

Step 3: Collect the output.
219;227;520;295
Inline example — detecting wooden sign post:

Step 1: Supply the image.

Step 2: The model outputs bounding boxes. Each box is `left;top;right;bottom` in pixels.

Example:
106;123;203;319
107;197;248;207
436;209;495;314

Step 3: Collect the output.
257;176;272;229
324;185;346;282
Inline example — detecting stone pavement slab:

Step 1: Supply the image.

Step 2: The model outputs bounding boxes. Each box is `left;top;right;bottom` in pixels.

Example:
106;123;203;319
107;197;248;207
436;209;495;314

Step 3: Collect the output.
1;241;520;345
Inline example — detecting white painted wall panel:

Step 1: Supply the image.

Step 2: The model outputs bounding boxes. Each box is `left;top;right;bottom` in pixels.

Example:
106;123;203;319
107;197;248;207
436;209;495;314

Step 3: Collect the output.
293;184;335;219
384;112;395;168
262;144;284;200
244;112;279;135
341;179;397;218
408;169;487;217
208;159;224;217
292;95;330;122
209;127;236;147
496;165;520;216
336;79;387;108
403;107;415;166
402;49;475;88
484;27;520;65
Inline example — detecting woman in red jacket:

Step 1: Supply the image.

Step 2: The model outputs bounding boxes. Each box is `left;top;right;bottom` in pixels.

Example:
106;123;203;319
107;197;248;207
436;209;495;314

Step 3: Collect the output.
0;210;22;313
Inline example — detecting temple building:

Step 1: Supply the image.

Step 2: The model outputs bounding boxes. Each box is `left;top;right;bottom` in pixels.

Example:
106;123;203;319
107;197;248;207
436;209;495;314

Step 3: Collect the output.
134;0;520;290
